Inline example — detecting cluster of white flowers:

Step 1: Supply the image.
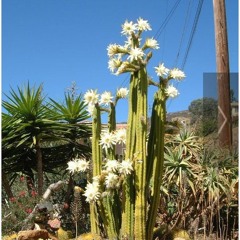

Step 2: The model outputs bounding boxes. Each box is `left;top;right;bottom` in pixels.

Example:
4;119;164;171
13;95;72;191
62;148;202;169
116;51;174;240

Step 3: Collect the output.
107;18;159;75
103;158;133;176
67;158;89;174
83;158;134;202
84;88;129;116
103;158;133;190
100;128;127;153
154;63;185;98
154;63;185;80
121;18;152;35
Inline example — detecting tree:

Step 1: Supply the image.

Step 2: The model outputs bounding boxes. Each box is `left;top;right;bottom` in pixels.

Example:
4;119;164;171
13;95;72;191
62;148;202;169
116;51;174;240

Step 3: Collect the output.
230;89;237;102
2;83;63;195
49;91;92;203
188;97;218;136
49;91;91;157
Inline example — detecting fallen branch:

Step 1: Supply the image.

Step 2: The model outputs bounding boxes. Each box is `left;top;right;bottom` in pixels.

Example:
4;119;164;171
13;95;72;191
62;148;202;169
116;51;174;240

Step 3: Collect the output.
21;180;65;230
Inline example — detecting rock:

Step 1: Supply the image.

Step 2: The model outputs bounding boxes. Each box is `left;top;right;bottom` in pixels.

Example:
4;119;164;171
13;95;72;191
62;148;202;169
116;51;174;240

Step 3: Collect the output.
17;229;58;240
48;218;61;230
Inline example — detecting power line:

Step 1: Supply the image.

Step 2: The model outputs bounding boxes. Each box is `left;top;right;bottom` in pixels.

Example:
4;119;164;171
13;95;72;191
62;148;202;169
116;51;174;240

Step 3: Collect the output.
181;0;204;70
168;0;204;111
174;0;192;66
159;0;169;61
154;0;182;40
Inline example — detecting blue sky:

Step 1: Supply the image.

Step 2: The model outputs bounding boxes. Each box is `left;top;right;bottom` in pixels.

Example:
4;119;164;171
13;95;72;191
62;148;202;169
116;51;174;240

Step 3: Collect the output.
2;0;238;123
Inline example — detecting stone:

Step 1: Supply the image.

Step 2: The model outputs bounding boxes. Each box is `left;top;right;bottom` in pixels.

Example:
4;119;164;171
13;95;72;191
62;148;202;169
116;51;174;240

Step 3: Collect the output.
17;229;58;240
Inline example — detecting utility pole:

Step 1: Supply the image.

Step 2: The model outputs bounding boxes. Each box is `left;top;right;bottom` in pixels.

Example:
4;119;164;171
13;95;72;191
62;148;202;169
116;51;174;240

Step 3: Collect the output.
213;0;232;148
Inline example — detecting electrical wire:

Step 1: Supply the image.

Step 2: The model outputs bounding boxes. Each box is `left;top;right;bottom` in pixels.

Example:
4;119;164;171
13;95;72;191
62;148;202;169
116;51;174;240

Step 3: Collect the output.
167;0;204;111
181;0;204;70
174;0;192;66
154;0;182;40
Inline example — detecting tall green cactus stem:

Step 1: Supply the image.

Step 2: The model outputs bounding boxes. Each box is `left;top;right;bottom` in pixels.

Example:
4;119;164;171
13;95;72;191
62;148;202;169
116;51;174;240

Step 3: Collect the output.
92;103;102;177
121;73;137;239
107;102;116;159
90;103;102;235
98;196;119;239
100;102;120;239
90;203;99;236
134;66;148;239
108;103;121;235
146;79;167;240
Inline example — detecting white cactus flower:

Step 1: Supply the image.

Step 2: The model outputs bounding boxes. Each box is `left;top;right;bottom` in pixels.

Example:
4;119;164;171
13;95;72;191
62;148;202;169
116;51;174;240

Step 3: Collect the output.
119;159;133;176
169;68;186;80
121;20;137;35
105;173;119;189
108;57;122;73
165;84;180;98
100;130;116;153
145;38;159;49
84;89;99;105
155;63;169;77
127;47;145;62
99;91;113;106
116;88;129;99
105;159;120;173
67;158;89;173
137;18;152;31
83;181;101;202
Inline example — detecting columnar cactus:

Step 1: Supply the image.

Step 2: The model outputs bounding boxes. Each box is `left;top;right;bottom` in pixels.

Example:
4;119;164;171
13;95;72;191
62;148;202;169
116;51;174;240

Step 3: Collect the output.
68;18;185;240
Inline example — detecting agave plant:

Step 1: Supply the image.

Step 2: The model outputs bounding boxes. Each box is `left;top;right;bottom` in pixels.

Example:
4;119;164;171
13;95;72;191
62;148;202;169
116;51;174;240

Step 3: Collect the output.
166;128;202;158
164;146;198;193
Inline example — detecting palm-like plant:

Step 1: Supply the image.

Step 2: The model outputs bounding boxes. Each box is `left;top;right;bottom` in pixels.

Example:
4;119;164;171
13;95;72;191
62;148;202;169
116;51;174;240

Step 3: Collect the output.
49;92;92;205
49;92;91;157
2;83;63;195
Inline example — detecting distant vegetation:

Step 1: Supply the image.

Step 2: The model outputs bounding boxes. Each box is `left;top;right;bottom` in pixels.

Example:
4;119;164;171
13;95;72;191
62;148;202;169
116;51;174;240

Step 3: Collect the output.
188;97;218;136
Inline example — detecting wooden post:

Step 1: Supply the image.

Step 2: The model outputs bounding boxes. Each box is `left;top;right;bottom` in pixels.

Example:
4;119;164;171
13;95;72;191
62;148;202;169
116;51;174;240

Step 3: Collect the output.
213;0;232;148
